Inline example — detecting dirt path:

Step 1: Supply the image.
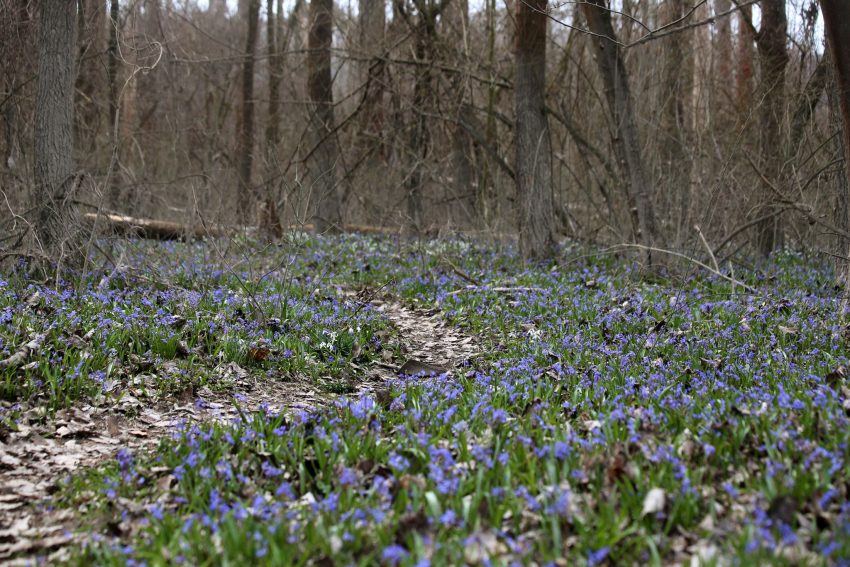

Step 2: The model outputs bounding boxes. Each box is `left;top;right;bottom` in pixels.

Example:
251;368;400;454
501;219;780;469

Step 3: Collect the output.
0;298;480;565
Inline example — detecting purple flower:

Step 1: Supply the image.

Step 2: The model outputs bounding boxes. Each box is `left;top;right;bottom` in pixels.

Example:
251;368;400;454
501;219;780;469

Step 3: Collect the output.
339;467;358;486
587;546;610;566
440;509;458;526
381;544;409;566
116;449;134;471
276;481;295;500
388;452;410;472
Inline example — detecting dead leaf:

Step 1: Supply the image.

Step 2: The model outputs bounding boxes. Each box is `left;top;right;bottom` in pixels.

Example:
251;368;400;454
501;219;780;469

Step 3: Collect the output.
176;340;192;357
248;347;270;362
641;487;666;517
463;531;508;565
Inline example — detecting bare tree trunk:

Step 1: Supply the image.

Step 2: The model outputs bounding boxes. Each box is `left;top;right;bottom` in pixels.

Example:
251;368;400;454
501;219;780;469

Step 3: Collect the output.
33;0;80;265
266;0;280;150
394;0;446;231
75;0;105;154
754;0;788;256
713;0;732;120
108;0;119;133
308;0;341;232
357;0;385;159
445;0;476;228
660;0;693;247
106;0;121;204
262;0;283;238
515;0;554;260
407;25;431;229
790;56;829;153
735;3;754;112
478;0;499;227
581;0;657;263
820;0;850;289
237;0;260;222
0;0;28;174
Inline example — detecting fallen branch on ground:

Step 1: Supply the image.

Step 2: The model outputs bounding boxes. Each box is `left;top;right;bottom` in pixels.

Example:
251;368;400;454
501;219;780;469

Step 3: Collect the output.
83;213;403;240
610;243;758;294
0;333;47;370
446;285;545;296
440;256;483;286
83;213;236;240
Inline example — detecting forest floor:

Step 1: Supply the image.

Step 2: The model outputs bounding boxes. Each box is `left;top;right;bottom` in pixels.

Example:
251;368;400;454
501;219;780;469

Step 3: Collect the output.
0;234;849;566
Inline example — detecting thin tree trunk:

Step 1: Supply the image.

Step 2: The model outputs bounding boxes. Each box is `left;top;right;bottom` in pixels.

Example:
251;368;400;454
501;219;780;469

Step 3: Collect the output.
266;0;279;150
820;0;850;289
754;0;788;256
660;0;693;247
445;0;476;227
515;0;554;260
713;0;732;119
790;56;829;154
262;0;283;238
357;0;385;160
581;0;657;263
108;0;119;133
735;3;754;111
407;25;431;229
308;0;341;232
480;0;498;225
107;0;121;203
394;1;445;231
75;0;104;153
237;0;260;222
33;0;80;265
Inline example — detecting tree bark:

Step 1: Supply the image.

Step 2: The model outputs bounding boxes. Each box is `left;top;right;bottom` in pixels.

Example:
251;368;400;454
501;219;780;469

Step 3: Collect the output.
754;0;788;256
581;0;657;262
445;0;476;227
393;0;445;231
106;0;121;203
406;22;431;229
820;0;850;289
660;0;693;247
308;0;341;232
357;0;385;160
237;0;260;222
0;0;29;173
515;0;555;260
75;0;105;153
262;0;283;239
735;3;755;111
266;0;280;150
33;0;79;265
713;0;732;117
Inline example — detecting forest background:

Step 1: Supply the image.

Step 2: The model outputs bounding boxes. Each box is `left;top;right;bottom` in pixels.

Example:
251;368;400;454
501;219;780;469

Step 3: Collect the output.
0;0;848;267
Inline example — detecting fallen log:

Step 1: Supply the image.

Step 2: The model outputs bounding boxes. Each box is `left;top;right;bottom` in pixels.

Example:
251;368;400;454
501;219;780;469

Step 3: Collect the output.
83;213;236;240
84;213;403;240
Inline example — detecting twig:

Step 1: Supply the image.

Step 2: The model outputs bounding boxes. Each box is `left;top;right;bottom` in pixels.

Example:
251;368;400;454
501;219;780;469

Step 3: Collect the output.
610;244;757;294
440;256;482;286
712;209;786;257
694;225;719;273
447;286;544;296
